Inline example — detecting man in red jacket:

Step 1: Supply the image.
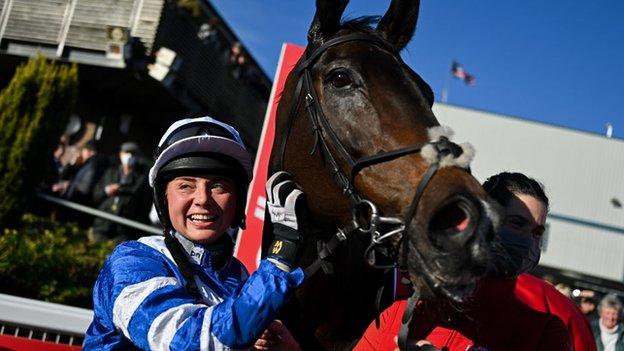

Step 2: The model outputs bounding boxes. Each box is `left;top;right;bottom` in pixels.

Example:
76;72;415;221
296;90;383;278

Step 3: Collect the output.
355;276;572;350
355;172;592;350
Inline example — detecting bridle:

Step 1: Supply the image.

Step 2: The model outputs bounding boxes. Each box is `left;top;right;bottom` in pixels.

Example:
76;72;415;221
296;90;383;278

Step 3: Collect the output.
279;31;471;351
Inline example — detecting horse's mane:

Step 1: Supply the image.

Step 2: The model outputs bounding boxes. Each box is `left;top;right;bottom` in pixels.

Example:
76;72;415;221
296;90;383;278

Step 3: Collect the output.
340;16;381;33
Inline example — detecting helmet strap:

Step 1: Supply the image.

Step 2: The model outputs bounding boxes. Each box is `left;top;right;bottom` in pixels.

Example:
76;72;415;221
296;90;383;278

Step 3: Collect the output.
163;229;202;300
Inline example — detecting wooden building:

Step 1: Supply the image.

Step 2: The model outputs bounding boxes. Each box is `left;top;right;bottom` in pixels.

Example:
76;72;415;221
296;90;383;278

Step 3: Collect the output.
0;0;271;157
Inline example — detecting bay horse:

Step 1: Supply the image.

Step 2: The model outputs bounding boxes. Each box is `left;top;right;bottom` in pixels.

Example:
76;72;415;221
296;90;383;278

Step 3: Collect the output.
262;1;502;349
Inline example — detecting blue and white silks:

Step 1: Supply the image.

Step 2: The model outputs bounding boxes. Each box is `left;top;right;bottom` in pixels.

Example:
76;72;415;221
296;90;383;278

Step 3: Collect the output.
84;234;304;350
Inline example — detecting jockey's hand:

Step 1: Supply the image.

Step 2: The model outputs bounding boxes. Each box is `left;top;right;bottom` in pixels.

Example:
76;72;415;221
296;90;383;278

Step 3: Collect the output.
266;171;308;269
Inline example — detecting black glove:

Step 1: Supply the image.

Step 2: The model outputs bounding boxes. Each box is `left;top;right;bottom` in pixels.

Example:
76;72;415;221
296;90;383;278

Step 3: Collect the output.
266;171;308;267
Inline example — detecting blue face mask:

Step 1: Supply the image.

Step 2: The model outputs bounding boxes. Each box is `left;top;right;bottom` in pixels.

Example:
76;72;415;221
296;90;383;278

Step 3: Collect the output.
490;227;541;277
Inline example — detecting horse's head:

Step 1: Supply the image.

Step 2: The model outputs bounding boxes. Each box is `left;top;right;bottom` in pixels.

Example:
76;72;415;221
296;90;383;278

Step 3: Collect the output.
273;0;502;305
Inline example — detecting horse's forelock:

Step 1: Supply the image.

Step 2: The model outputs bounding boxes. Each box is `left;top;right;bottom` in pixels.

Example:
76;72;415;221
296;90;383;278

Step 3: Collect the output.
337;16;434;107
340;16;381;33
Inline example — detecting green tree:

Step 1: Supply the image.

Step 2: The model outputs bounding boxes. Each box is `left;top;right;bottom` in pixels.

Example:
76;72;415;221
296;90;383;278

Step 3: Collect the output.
0;55;78;228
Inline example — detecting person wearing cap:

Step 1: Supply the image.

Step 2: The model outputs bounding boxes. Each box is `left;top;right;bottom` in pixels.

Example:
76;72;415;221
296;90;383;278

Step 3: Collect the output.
91;141;151;242
84;117;307;350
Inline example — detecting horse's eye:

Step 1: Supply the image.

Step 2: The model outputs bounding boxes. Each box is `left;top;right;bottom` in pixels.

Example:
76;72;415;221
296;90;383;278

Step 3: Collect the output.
329;71;352;88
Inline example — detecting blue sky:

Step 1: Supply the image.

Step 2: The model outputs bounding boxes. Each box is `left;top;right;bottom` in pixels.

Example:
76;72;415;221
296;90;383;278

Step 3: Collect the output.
210;0;624;138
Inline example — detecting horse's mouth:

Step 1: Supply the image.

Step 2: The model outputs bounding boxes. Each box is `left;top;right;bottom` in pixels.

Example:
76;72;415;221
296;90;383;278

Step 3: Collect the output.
412;195;497;303
411;248;484;303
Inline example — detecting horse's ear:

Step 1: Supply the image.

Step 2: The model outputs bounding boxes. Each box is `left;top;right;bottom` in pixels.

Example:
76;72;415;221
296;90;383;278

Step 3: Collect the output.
308;0;349;47
376;0;420;50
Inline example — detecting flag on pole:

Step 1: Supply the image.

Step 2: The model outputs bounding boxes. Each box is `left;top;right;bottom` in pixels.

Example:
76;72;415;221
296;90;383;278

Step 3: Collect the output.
451;61;476;86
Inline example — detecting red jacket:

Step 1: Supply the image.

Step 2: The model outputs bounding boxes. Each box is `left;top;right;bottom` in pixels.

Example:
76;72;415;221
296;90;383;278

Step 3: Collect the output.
515;274;596;351
354;276;572;351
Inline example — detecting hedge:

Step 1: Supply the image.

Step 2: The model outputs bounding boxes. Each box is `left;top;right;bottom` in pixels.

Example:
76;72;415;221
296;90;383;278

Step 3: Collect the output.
0;55;78;228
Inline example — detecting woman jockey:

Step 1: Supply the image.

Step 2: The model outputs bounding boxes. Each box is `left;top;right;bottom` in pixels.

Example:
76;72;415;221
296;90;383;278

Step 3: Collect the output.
84;116;305;350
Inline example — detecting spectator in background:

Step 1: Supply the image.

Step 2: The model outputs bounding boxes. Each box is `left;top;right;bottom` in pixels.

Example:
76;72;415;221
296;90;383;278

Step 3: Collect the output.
228;41;249;80
52;141;108;228
47;137;69;190
197;17;222;49
54;140;84;187
52;140;65;178
91;141;149;242
64;141;109;206
592;294;624;351
51;141;108;226
223;40;270;98
228;41;243;65
556;283;573;298
51;141;79;196
578;290;600;322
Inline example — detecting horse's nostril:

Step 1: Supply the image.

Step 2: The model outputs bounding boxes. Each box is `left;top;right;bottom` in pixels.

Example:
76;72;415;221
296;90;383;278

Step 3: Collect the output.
427;196;479;250
429;199;471;233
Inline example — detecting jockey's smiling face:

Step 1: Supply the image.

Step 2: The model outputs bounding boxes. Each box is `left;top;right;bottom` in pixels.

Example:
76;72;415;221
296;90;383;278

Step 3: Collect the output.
166;175;238;244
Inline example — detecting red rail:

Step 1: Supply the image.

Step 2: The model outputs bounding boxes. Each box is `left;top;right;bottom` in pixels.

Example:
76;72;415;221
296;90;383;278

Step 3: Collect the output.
0;335;81;351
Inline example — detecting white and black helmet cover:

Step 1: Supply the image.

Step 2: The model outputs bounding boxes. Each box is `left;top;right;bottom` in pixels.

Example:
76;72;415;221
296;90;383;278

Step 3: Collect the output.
149;116;253;231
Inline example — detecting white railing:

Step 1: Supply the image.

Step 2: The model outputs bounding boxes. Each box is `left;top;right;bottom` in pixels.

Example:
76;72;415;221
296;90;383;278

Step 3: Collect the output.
0;293;92;340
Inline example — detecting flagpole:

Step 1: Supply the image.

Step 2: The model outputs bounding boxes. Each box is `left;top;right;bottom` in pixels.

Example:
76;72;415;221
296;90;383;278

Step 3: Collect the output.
441;60;452;103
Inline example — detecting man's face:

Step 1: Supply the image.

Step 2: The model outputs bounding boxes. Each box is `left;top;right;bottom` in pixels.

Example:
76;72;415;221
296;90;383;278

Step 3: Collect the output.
503;193;547;241
600;307;621;329
166;175;237;244
81;148;94;161
119;151;132;166
580;299;596;314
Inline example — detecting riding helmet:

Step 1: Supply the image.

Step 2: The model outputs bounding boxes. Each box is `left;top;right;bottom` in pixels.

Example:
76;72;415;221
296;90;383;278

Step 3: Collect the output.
149;116;253;231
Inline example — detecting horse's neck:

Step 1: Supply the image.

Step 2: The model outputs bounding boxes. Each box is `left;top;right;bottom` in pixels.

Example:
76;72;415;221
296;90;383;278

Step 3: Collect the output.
272;118;352;224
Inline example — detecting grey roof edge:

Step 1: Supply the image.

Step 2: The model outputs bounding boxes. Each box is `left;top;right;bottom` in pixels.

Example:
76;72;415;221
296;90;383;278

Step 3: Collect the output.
435;102;623;143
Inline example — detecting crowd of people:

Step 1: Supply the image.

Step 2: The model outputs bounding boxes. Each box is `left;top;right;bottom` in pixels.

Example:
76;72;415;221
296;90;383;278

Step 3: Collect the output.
193;12;268;97
545;273;624;350
50;139;152;242
45;117;623;350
